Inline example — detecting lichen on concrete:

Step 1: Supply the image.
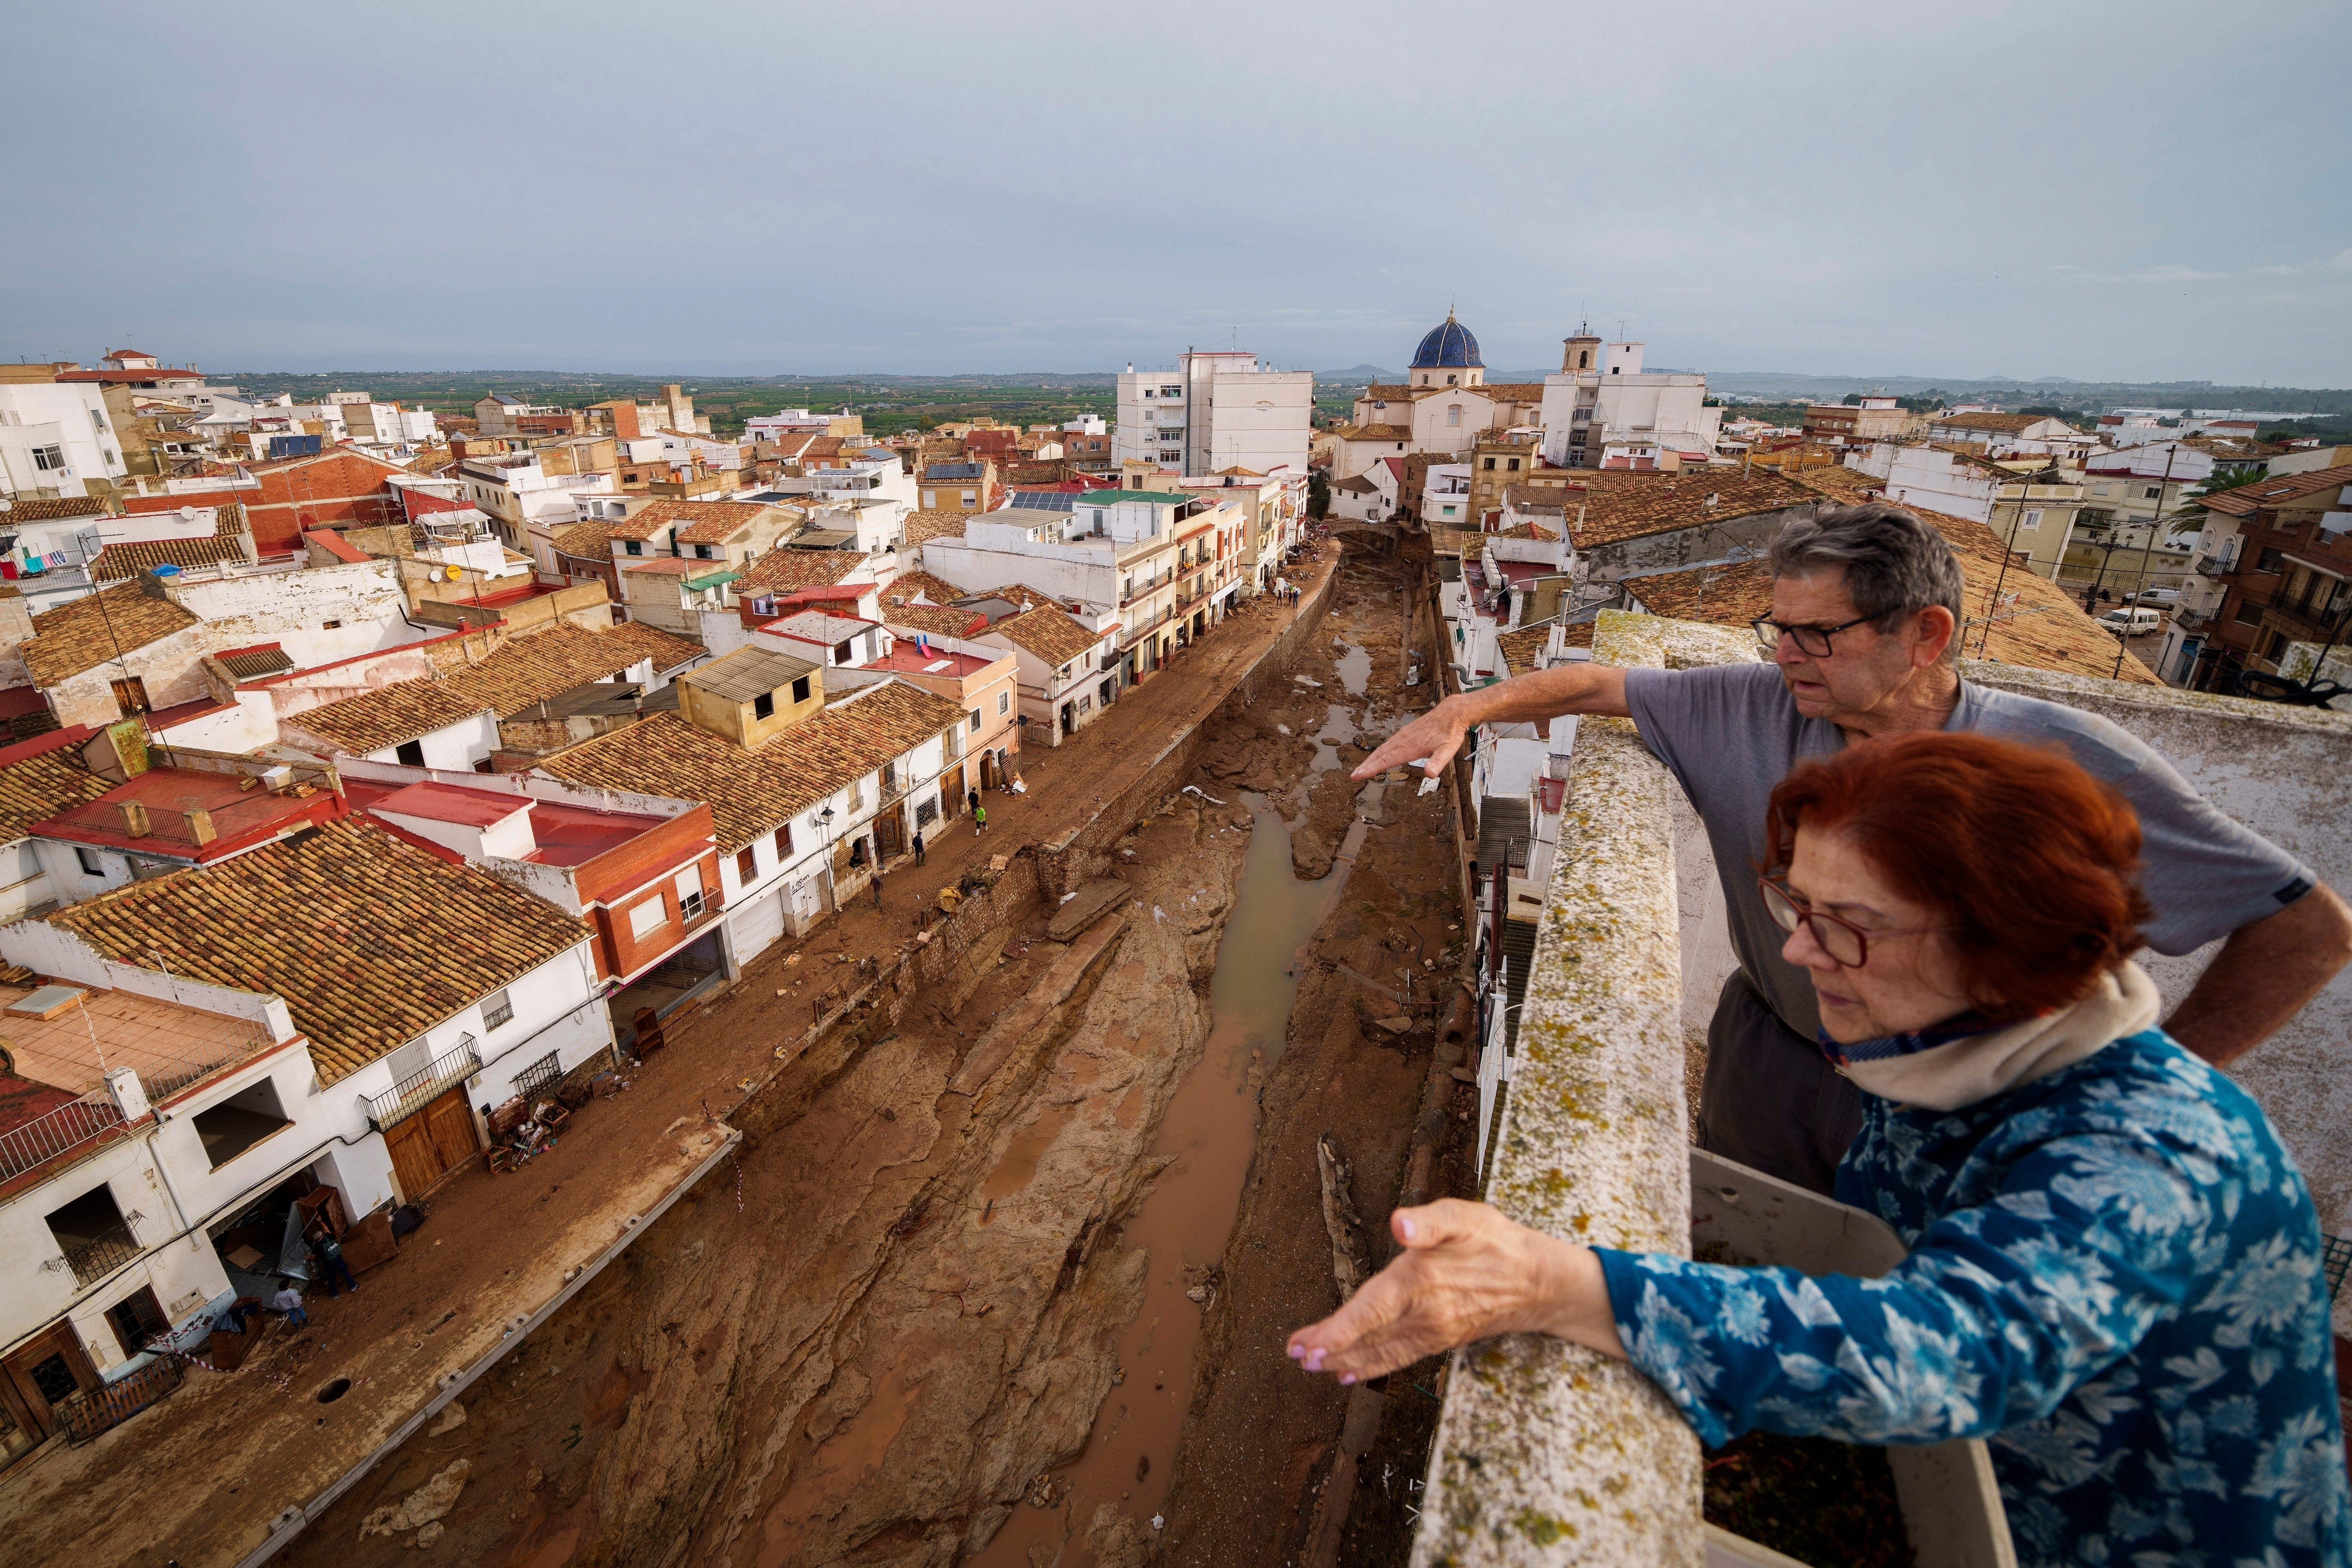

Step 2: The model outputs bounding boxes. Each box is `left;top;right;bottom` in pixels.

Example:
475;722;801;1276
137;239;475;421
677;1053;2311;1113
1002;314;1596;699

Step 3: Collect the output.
1412;611;1719;1566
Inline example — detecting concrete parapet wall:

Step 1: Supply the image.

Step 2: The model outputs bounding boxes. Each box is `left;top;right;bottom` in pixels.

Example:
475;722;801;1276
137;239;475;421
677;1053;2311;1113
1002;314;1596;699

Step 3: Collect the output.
1414;611;1714;1567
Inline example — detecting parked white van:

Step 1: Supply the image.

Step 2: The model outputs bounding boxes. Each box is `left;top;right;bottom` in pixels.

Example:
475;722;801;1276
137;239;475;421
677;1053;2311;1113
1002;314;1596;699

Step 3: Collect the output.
2099;606;2163;637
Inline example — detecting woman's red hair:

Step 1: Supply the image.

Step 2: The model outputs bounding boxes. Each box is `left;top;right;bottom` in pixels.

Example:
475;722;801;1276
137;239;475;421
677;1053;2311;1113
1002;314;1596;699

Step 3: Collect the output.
1763;732;2151;1022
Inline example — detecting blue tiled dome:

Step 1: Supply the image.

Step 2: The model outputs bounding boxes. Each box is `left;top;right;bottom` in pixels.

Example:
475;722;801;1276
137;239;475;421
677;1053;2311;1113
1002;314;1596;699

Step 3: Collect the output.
1411;312;1483;370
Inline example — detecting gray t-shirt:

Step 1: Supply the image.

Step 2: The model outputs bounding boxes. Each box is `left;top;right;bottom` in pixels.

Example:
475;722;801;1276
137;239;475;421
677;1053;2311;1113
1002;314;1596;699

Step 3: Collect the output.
1621;662;2315;1040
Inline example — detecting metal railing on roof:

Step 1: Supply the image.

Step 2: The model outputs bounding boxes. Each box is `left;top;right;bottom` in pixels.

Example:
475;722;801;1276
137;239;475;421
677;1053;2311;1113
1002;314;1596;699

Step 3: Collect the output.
0;1094;127;1183
362;1036;480;1131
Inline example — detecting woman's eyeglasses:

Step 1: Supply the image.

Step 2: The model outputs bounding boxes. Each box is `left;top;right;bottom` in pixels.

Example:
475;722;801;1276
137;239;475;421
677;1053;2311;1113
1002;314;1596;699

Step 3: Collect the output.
1759;878;1954;968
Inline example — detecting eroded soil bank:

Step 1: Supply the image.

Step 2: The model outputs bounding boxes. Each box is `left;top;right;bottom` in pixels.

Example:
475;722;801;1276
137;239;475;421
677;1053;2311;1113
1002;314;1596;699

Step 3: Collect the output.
278;546;1460;1568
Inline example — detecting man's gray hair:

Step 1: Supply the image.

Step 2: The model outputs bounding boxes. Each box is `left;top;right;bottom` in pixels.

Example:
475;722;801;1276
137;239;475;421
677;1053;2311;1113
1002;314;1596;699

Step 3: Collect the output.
1769;501;1966;629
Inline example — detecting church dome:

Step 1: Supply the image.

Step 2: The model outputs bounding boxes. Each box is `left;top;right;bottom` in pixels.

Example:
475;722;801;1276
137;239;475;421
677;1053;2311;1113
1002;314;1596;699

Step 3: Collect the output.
1410;312;1483;370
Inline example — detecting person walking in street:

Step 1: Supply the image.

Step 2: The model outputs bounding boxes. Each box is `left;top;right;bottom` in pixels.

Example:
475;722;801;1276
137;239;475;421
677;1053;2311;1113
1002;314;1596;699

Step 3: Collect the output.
308;1226;357;1298
968;786;980;817
974;802;987;837
1356;500;2352;1197
913;829;926;867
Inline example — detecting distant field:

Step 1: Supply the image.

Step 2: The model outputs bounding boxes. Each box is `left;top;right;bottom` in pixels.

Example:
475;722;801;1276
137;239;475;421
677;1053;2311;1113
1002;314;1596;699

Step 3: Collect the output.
217;371;1120;436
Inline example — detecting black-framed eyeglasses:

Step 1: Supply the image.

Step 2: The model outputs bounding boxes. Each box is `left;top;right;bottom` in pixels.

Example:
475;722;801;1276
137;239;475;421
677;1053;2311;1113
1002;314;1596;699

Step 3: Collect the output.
1758;878;1954;969
1750;611;1898;658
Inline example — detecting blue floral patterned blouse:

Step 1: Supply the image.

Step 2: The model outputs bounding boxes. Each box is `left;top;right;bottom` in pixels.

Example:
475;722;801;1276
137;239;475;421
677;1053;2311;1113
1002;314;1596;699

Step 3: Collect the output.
1595;1030;2350;1566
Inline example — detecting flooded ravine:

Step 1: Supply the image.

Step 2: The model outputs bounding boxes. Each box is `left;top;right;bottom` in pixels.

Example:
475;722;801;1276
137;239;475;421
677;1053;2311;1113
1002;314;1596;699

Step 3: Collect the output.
970;790;1352;1565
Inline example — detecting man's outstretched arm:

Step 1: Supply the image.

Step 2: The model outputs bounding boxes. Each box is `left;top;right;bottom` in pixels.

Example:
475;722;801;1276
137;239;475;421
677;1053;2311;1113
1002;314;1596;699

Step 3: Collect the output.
1353;664;1632;781
2164;881;2352;1066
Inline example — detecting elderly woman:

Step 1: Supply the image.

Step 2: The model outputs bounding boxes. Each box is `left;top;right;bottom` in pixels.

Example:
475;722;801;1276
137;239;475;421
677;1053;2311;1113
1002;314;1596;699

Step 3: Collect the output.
1290;732;2348;1565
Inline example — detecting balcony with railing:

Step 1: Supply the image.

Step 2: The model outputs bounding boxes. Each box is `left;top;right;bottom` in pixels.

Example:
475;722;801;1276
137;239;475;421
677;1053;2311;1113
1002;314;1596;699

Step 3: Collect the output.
0;1094;127;1184
1413;608;2352;1566
56;1219;143;1287
361;1036;481;1131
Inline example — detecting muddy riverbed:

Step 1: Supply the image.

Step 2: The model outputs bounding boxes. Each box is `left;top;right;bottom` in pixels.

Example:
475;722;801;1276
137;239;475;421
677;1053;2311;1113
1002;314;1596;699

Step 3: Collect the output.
280;548;1464;1568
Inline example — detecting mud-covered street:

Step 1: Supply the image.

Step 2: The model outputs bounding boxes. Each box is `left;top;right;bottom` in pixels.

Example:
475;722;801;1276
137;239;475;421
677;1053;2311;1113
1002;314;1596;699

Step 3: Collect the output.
278;542;1468;1568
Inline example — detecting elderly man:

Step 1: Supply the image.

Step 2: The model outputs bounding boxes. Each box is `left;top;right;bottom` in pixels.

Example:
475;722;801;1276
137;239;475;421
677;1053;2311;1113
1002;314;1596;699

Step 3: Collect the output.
1358;502;2352;1192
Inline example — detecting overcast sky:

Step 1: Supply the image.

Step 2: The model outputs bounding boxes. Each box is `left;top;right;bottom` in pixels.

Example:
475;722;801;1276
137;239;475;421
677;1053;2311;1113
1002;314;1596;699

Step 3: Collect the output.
5;2;2347;385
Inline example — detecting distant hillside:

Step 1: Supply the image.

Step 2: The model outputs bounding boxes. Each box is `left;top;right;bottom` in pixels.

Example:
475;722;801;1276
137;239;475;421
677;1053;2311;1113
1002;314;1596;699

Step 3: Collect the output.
1707;370;2351;415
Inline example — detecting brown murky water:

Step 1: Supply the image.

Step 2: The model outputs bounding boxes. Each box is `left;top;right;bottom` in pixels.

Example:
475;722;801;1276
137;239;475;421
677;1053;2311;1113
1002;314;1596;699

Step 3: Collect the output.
970;790;1343;1564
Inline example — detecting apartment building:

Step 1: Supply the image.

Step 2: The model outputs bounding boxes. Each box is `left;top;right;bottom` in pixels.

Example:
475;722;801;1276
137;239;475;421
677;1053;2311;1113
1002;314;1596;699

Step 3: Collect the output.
1114;350;1311;479
2162;463;2352;691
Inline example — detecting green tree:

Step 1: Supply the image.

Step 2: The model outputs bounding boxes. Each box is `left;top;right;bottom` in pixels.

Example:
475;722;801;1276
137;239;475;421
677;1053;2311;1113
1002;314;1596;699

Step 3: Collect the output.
2190;467;2268;498
1308;472;1331;518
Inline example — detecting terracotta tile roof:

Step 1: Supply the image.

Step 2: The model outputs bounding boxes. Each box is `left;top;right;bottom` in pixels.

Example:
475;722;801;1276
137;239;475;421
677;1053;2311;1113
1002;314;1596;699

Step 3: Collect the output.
441;623;682;718
1361;385;1416;403
874;575;989;641
1473;383;1550;403
88;535;249;582
1620;559;1776;624
882;601;986;639
1559;469;1818;546
285;679;492;754
965;583;1073;614
1932;412;2041;434
1494;522;1560;541
904;509;969;546
2193;463;2352;518
735;548;871;595
2183;435;2284;459
597;619;706;673
539;681;965;851
1559;619;1596;650
1495;627;1554;677
0;496;109;523
985;604;1105;665
1336;425;1412;442
215;644;293;679
1779;467;2160;685
550;520;611;559
20;582;200;687
49;818;590;1085
1503;485;1573;510
882;569;968;608
670;501;783;544
623;556;695;575
0;739;109;844
603;499;707;543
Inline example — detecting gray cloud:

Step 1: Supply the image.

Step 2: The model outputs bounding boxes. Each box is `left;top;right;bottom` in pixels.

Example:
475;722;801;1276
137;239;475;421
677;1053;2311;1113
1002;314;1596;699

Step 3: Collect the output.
2;0;2345;383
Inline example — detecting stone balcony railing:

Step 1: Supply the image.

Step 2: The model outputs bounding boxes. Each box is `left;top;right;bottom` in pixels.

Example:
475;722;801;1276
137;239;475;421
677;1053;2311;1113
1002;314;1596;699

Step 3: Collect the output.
1413;609;2352;1566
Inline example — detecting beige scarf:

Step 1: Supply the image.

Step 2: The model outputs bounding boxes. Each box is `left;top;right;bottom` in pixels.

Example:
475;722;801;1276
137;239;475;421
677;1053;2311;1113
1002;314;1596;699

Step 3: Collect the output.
1841;961;2161;1112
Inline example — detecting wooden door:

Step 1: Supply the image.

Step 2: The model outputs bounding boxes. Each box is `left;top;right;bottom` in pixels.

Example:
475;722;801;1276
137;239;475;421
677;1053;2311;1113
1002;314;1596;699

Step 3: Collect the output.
425;1089;479;1174
2;1319;99;1441
874;806;904;860
385;1085;478;1199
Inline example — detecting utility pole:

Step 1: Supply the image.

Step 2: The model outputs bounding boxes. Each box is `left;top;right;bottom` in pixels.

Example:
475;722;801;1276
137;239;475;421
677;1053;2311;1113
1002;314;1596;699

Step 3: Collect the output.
2113;444;2179;680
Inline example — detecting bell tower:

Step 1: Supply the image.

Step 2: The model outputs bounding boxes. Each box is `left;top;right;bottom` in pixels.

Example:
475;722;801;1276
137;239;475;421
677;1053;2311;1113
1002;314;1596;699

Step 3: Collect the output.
1561;321;1602;375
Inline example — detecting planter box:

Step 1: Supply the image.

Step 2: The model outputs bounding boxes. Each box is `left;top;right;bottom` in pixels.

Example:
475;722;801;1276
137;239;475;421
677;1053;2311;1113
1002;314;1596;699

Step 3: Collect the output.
1690;1148;2017;1568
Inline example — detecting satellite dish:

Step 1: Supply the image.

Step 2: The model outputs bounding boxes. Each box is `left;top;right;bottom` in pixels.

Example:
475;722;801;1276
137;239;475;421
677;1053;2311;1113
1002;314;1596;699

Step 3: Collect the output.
179;505;199;522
